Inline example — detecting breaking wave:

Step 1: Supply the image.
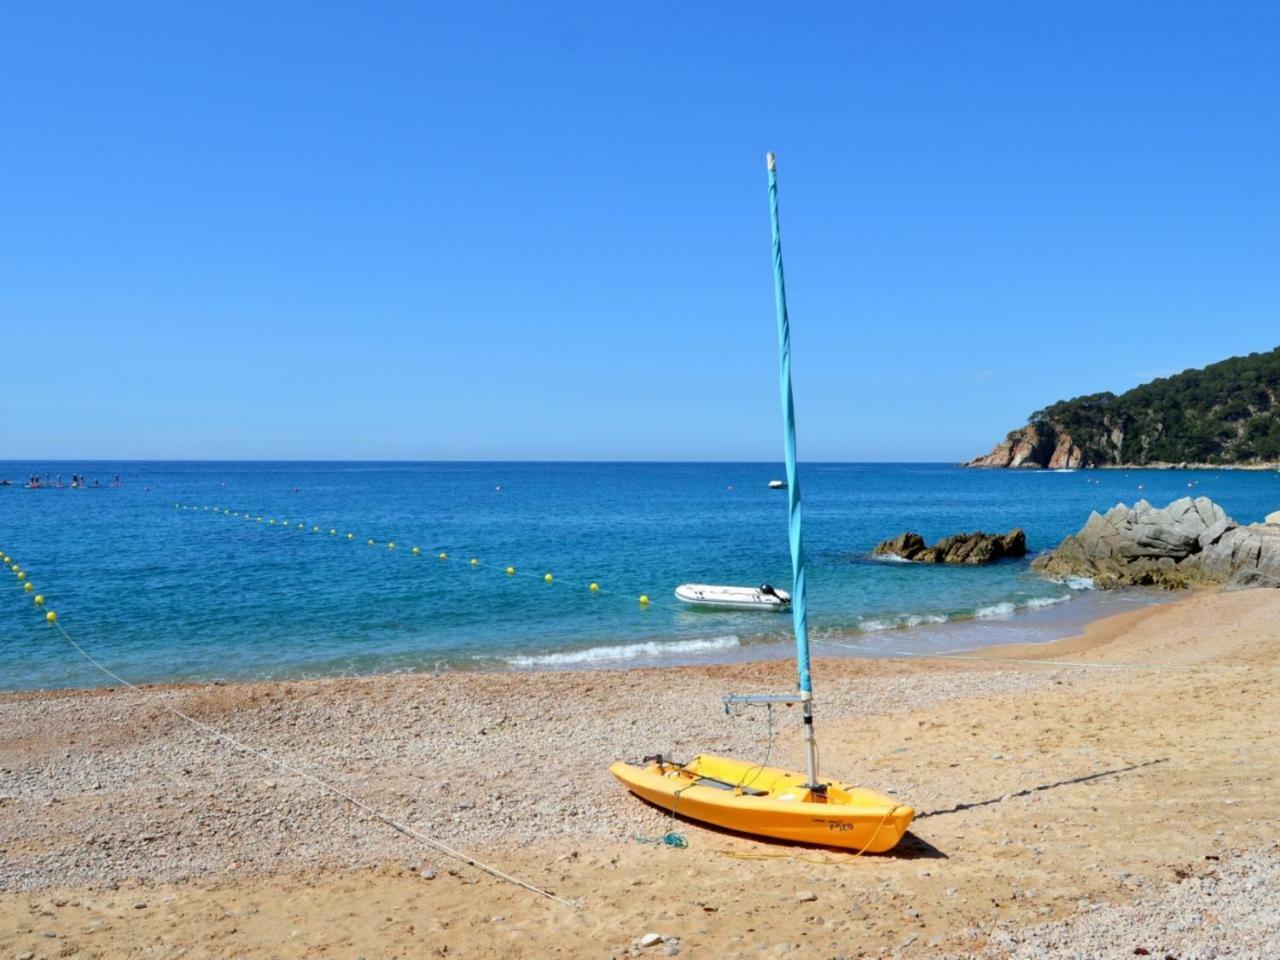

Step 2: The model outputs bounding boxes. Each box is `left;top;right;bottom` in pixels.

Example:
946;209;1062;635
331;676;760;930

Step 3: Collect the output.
504;634;741;668
974;602;1017;619
854;592;1080;633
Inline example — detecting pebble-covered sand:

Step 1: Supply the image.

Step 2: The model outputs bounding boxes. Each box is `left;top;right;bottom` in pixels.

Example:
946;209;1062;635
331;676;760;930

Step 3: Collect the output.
1;660;1058;891
2;588;1278;958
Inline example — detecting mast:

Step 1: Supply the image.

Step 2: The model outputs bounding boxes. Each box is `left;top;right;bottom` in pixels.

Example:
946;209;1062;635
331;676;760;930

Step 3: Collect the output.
767;152;819;790
722;153;820;791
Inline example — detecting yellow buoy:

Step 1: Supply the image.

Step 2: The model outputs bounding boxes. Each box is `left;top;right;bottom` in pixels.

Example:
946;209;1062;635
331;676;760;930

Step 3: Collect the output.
347;533;355;540
269;519;276;525
24;582;33;592
388;542;396;550
16;571;25;581
412;546;421;555
590;582;600;592
544;573;554;583
367;539;376;546
470;558;479;567
439;552;448;560
639;595;650;605
45;610;57;623
312;526;320;533
34;594;44;606
506;566;516;575
10;563;18;572
299;523;305;530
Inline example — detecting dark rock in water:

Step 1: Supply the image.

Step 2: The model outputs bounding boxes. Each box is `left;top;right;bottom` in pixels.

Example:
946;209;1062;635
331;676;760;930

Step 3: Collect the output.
873;529;1027;565
1033;496;1280;589
873;532;927;561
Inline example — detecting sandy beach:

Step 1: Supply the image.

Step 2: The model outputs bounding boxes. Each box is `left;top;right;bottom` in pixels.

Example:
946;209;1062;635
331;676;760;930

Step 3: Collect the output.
2;587;1278;958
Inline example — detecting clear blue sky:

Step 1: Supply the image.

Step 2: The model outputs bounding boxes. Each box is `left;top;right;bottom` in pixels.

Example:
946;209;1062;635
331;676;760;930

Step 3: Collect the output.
2;2;1277;461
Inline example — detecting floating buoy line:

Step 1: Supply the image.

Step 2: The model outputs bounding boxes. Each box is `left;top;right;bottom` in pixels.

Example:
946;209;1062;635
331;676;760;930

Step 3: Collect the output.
172;501;670;614
0;543;575;907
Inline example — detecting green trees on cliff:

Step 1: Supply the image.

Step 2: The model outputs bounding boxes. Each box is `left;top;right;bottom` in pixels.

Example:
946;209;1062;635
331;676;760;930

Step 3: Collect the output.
1028;346;1280;465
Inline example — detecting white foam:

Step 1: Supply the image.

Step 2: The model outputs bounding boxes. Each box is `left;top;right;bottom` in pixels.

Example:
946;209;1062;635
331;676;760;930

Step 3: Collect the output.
903;613;949;627
1064;576;1096;591
1023;595;1071;610
505;634;740;667
857;618;897;632
974;602;1017;619
871;553;914;564
857;613;948;632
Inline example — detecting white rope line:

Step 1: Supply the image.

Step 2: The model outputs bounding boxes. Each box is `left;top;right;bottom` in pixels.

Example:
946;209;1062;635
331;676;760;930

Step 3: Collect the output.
46;617;576;908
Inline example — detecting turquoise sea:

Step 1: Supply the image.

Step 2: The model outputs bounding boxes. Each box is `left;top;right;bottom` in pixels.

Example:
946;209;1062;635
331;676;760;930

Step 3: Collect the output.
2;461;1278;691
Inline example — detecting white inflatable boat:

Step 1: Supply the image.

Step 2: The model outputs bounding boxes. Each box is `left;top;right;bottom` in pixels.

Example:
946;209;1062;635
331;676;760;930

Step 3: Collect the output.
674;583;791;611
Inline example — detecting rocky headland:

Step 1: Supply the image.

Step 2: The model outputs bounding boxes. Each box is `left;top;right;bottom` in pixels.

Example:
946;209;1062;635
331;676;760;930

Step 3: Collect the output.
965;345;1280;468
966;422;1086;469
874;529;1027;564
1033;495;1280;589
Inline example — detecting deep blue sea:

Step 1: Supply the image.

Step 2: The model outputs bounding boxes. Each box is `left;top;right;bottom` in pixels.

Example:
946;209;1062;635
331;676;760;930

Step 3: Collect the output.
2;461;1277;691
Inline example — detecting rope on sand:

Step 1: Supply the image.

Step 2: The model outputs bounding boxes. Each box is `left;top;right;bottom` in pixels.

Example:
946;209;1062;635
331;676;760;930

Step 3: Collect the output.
42;614;576;908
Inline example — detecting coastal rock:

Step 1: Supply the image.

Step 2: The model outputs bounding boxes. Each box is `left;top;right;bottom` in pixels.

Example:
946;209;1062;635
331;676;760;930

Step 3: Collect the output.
1266;510;1280;526
874;530;1026;564
966;423;1084;470
1033;496;1280;589
872;532;927;560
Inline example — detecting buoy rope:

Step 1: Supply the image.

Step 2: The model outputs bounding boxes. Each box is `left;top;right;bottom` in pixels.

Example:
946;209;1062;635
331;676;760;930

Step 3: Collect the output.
2;553;574;908
174;502;690;616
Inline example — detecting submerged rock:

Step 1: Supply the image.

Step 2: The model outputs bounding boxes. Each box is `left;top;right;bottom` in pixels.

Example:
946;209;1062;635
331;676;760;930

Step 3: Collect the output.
873;529;1027;564
1033;496;1280;589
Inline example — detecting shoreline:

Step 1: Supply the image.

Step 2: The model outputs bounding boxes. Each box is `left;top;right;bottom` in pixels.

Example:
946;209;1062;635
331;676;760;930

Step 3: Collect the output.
4;581;1173;696
3;587;1277;958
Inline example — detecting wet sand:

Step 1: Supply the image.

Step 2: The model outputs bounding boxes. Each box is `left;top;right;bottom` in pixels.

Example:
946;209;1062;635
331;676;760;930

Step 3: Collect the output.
2;588;1277;958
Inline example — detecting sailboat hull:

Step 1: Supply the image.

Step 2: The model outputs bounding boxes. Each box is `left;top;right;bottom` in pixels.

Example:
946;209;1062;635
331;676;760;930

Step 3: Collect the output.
610;754;914;852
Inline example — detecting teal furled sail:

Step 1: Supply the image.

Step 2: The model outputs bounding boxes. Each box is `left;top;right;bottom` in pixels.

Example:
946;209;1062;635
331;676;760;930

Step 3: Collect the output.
765;152;819;788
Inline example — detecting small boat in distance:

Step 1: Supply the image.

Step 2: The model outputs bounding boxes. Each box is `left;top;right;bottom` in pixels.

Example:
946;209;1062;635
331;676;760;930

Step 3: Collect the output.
675;583;790;611
768;479;786;489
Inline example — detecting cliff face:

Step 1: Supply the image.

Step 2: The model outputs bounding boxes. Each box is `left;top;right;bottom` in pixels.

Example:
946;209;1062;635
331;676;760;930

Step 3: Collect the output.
965;346;1280;468
965;422;1087;469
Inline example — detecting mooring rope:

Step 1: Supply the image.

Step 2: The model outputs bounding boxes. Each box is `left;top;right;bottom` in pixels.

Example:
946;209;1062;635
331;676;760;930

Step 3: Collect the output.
52;617;575;906
1;551;574;907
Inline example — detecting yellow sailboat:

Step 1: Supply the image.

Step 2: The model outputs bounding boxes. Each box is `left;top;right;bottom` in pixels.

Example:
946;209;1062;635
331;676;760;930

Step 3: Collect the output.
611;154;914;852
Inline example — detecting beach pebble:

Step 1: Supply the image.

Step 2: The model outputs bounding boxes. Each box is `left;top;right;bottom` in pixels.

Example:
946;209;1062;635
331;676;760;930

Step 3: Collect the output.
796;890;818;902
133;900;147;909
420;869;436;880
637;933;663;948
